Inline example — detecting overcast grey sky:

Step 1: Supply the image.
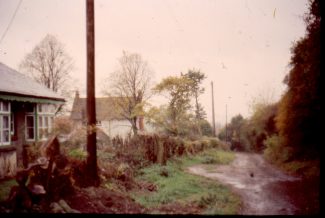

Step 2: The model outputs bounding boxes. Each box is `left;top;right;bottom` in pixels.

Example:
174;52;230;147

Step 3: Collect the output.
0;0;308;126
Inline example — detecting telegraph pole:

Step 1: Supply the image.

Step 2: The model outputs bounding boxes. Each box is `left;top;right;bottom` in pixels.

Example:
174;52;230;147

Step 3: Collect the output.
86;0;98;185
211;81;216;137
225;104;228;144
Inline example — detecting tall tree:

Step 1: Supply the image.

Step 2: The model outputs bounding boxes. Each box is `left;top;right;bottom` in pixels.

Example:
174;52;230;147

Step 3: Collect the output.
183;69;207;136
20;34;73;93
276;0;320;158
184;69;207;120
153;76;193;136
104;51;153;135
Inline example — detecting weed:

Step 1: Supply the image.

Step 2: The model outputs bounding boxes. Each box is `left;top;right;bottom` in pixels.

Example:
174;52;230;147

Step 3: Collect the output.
131;149;240;214
0;179;17;202
68;148;87;160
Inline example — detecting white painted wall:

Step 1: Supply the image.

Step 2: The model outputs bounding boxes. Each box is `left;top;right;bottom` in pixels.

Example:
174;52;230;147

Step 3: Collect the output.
101;120;133;138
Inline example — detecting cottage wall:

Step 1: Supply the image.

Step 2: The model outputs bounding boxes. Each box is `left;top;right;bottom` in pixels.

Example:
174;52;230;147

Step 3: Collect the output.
101;120;132;138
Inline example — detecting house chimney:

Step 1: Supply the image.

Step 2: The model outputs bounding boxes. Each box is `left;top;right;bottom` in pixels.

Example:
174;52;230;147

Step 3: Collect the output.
75;90;80;99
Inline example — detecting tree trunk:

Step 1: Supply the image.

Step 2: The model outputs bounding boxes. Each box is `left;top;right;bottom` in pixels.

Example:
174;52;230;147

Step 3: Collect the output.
132;117;138;136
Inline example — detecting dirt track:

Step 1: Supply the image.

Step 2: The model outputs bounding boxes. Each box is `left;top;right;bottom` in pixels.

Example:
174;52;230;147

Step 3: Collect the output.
188;152;305;215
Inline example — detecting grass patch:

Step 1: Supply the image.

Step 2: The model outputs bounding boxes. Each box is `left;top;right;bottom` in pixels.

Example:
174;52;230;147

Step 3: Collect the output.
132;148;240;214
0;179;16;202
182;148;235;167
280;159;320;178
68;148;87;160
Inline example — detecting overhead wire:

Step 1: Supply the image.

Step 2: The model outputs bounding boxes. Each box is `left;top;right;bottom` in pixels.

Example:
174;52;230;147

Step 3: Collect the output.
0;0;23;45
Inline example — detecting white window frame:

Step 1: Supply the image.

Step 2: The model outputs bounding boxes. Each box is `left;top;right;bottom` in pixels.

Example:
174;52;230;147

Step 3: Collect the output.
37;104;55;141
25;114;35;141
0;101;11;146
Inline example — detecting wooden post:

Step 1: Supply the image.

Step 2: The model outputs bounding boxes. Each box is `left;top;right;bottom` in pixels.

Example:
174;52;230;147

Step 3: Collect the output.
211;81;216;137
226;104;228;144
86;0;98;186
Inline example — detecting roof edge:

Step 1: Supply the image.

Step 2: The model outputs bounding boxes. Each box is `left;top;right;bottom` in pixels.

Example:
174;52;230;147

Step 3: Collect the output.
0;91;65;103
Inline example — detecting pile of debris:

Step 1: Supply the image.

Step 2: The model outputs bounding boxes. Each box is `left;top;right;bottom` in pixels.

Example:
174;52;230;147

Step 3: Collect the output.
2;135;80;212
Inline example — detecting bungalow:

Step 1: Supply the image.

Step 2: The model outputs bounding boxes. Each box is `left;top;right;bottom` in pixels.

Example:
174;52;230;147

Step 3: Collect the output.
70;91;146;138
0;62;65;179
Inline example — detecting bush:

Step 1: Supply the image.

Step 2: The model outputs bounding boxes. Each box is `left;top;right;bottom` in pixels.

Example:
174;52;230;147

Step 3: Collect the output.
264;135;294;163
200;120;214;136
53;116;73;135
64;126;87;149
208;138;219;148
68;148;87;160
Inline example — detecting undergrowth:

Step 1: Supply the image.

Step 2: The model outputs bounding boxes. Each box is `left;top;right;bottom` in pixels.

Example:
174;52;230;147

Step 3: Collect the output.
131;148;240;214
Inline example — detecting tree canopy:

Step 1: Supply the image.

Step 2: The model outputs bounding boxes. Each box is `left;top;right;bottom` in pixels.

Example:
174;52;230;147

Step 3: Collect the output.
20;34;73;93
104;51;154;135
153;75;194;136
276;0;320;158
183;69;207;120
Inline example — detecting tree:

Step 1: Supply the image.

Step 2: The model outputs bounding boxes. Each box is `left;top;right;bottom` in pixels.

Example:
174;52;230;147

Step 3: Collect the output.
246;103;278;152
153;76;194;136
218;114;248;151
276;0;320;159
199;119;213;136
20;34;73;93
183;69;207;136
104;51;153;135
183;69;207;120
147;105;195;137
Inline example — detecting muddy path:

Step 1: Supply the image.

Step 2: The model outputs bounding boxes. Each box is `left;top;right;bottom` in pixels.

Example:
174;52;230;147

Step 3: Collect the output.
188;152;306;215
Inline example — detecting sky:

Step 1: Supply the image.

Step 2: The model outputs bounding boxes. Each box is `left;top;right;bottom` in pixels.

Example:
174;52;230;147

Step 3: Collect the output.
0;0;309;127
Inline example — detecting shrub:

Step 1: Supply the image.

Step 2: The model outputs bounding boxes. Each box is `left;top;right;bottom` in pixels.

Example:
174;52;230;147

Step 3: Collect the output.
53;116;73;135
64;126;87;149
264;135;294;163
68;148;87;160
208;138;219;148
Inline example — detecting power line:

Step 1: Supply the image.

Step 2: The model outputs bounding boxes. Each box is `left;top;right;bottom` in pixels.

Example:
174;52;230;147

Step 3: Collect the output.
0;0;23;45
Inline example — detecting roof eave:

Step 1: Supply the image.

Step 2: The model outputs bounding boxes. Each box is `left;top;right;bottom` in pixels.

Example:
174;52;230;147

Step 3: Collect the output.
0;91;65;104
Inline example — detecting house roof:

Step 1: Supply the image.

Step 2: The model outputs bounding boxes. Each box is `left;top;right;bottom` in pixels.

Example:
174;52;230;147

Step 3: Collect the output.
70;95;126;121
0;62;65;103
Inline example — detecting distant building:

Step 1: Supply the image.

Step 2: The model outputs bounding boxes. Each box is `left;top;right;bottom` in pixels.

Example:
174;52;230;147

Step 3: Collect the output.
0;62;65;178
70;91;147;138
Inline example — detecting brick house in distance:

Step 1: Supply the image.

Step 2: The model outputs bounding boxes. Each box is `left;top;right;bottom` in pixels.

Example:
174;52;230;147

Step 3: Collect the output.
0;63;65;178
70;91;147;139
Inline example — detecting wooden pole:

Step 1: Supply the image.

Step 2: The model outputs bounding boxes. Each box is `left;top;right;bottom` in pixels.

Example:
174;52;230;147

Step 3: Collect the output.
226;104;228;143
211;81;216;137
86;0;98;185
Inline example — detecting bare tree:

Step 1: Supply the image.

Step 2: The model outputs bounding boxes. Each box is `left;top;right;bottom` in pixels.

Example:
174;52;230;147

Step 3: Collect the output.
104;51;153;135
19;34;73;93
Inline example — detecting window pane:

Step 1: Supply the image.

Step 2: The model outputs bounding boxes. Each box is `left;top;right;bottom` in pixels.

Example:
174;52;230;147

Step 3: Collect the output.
2;116;9;129
2;101;9;112
50;117;54;130
38;117;43;127
27;128;34;139
39;129;44;139
26;116;34;127
44;128;49;138
49;104;56;113
44;117;49;127
11;114;14;133
2;130;9;142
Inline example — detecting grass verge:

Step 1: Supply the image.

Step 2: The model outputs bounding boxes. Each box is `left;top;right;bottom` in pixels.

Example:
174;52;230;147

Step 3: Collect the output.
131;148;240;214
0;179;16;202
